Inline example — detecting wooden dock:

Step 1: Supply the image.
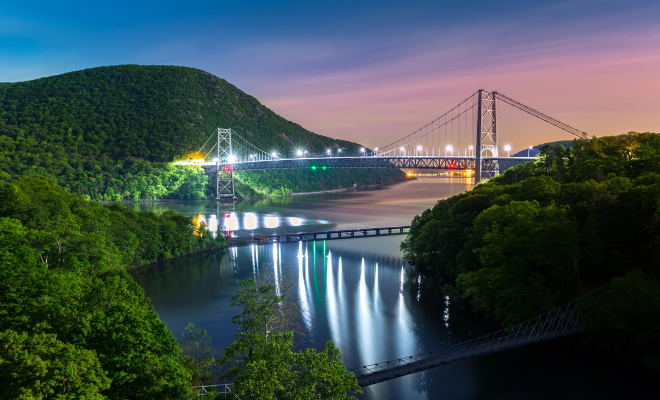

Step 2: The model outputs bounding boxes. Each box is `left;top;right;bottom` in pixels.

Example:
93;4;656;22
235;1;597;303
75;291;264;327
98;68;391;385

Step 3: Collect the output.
226;226;410;246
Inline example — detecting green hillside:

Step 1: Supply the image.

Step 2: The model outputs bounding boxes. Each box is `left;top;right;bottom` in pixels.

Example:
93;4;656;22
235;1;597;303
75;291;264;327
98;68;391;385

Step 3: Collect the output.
0;65;404;200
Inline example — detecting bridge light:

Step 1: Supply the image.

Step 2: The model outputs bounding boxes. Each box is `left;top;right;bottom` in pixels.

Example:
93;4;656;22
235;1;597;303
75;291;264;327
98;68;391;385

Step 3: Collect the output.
449;163;456;169
360;147;365;156
227;154;237;164
322;166;327;170
504;144;511;157
311;165;317;170
223;165;232;172
271;152;277;158
296;149;303;157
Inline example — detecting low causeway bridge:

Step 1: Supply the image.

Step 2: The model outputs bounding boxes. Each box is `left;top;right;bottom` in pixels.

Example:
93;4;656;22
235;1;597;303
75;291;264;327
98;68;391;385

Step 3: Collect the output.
226;226;410;246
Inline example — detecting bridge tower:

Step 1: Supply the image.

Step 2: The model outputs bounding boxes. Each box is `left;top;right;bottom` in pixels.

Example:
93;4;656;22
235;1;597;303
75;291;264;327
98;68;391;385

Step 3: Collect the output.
216;128;235;199
475;90;499;183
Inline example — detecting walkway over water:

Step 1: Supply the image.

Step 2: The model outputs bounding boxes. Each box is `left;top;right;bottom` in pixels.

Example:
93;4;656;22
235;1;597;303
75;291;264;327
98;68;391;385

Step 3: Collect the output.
352;299;586;386
226;226;410;246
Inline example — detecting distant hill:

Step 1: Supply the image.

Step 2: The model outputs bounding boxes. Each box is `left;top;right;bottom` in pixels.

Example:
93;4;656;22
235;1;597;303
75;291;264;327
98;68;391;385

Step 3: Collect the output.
511;139;577;157
0;65;403;200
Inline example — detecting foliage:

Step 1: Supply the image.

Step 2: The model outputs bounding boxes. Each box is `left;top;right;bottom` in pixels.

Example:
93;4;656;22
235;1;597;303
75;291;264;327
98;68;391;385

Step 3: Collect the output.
179;323;217;387
220;278;361;399
0;64;402;200
235;168;405;197
0;175;226;397
401;132;660;371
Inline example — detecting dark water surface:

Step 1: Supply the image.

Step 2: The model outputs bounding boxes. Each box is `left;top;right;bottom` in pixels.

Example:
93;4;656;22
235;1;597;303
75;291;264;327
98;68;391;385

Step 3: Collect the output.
132;178;653;399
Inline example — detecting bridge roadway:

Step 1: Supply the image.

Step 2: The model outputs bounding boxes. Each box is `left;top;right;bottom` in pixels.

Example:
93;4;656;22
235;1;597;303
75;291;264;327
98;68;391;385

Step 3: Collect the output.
198;155;534;172
226;226;410;246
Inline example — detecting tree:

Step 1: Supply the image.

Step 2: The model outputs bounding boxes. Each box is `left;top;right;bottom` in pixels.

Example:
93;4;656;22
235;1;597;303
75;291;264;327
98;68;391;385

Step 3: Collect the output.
220;278;361;400
0;330;111;400
179;323;216;386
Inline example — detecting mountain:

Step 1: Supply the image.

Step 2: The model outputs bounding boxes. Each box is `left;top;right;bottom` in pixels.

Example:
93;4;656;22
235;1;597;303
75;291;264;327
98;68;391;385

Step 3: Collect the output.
0;65;403;200
511;140;577;157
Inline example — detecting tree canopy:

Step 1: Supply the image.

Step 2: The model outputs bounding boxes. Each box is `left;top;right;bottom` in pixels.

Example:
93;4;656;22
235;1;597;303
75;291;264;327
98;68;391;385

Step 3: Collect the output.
0;174;225;398
219;278;362;400
401;132;660;372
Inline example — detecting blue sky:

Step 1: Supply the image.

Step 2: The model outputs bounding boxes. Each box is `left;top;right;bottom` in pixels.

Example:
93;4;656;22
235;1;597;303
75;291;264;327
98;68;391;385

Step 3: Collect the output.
2;0;659;148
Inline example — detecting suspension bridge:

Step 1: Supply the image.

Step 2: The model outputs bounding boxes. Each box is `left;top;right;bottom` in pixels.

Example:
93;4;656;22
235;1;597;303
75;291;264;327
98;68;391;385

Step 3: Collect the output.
176;89;587;198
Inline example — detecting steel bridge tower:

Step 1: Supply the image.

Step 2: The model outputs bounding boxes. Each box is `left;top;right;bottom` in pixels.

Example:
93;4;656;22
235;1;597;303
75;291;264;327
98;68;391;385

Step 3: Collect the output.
216;128;235;199
475;89;499;183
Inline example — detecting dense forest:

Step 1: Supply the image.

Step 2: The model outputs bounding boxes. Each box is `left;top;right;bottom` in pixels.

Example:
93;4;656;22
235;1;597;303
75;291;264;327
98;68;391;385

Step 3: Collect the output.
0;174;225;398
0;65;404;200
401;132;660;372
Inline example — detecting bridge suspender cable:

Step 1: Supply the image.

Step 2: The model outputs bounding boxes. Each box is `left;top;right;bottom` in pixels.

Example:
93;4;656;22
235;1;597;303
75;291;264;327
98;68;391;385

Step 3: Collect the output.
494;91;588;139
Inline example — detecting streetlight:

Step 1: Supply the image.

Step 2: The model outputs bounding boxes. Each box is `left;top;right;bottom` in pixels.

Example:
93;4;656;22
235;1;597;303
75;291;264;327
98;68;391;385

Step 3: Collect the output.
400;146;405;156
528;146;533;157
337;149;341;157
271;152;277;159
469;145;474;157
327;149;331;156
360;147;365;156
416;145;422;156
504;144;511;157
227;154;237;164
296;149;303;158
446;145;453;156
374;147;378;157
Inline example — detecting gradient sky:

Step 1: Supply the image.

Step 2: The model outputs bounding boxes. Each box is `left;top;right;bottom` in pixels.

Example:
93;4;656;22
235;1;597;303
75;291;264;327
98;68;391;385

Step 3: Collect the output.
2;0;659;151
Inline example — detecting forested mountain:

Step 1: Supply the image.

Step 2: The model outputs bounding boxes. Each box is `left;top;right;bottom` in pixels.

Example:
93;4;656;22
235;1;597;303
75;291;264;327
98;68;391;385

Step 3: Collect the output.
401;132;660;372
0;65;404;200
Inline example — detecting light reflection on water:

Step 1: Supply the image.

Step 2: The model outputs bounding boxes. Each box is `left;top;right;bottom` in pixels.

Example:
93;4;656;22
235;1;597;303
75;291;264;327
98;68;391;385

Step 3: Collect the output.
131;180;649;399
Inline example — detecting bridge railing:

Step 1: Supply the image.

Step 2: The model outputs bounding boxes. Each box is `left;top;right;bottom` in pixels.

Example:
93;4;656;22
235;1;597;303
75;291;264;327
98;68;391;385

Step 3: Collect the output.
192;383;238;398
350;298;586;378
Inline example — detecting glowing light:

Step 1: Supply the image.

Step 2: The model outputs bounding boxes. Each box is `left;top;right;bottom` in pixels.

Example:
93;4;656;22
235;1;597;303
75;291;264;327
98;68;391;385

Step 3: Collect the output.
264;215;280;229
271;152;277;158
208;214;218;233
223;212;239;231
288;217;303;227
243;212;258;230
227;154;237;164
296;149;303;157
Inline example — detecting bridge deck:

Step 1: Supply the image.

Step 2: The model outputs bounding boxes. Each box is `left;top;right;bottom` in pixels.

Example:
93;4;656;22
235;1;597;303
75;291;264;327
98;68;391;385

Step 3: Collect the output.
354;327;584;386
226;226;410;246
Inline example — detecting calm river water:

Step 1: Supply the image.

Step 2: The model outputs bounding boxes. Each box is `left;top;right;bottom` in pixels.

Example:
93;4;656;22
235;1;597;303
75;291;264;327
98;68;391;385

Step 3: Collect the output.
131;177;652;399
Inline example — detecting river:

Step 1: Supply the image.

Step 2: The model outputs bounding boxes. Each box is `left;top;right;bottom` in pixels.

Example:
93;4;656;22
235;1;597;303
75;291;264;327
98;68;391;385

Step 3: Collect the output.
131;177;652;399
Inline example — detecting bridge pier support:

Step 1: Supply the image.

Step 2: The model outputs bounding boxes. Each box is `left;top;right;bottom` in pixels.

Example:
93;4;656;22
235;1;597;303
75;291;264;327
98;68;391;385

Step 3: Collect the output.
476;90;499;183
216;128;235;199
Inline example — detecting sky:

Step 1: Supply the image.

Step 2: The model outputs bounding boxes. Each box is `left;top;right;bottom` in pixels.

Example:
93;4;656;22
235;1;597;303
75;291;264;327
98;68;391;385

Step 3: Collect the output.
1;0;659;151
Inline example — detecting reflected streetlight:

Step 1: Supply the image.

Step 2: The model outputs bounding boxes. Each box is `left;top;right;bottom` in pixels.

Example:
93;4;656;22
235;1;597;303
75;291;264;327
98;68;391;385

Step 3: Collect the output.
504;144;511;157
